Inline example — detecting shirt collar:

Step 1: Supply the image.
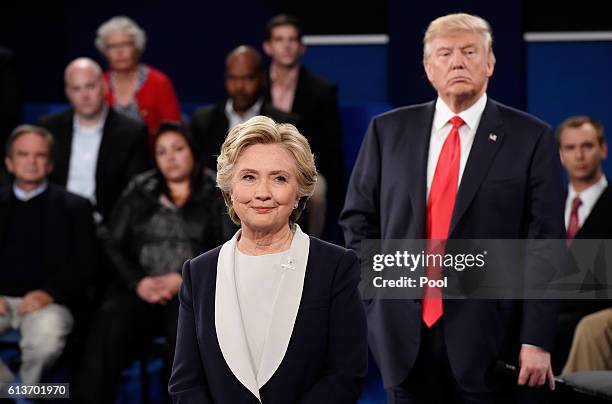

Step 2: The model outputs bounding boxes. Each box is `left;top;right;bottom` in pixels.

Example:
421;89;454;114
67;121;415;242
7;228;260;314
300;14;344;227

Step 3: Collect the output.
73;105;108;132
568;175;608;202
13;181;48;201
225;97;264;122
433;93;488;132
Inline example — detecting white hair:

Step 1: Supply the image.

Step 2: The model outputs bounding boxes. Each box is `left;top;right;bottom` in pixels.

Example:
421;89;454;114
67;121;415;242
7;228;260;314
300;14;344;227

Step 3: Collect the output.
95;16;147;53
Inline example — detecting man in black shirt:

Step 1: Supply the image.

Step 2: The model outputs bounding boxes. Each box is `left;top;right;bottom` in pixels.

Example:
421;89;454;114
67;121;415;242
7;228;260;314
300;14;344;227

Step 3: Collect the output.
0;125;96;384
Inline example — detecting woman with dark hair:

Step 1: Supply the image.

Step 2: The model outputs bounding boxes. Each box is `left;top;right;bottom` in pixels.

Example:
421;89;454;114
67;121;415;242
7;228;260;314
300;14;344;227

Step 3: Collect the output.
72;121;230;403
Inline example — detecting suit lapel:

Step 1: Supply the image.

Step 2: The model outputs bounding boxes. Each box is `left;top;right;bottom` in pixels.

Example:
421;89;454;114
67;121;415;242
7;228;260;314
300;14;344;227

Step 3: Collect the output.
257;225;309;387
291;66;307;113
52;111;75;186
449;100;504;236
409;102;436;237
576;185;612;238
95;110;114;194
215;230;261;402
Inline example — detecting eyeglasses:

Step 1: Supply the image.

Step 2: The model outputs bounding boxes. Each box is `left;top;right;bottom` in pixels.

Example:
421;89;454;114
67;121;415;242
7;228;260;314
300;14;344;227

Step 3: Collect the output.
105;41;134;51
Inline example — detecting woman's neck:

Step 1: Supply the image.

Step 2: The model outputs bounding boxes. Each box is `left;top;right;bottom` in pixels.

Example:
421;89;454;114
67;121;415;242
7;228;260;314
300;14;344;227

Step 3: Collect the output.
166;180;191;207
238;224;293;256
113;65;139;82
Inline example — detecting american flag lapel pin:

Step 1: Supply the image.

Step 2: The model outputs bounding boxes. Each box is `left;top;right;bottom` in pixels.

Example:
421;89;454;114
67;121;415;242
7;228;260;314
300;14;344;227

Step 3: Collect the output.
488;133;497;142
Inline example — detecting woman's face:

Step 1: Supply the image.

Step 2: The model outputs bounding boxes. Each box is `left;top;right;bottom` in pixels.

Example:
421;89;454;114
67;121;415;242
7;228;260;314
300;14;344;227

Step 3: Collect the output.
155;131;195;183
231;143;299;234
104;32;140;72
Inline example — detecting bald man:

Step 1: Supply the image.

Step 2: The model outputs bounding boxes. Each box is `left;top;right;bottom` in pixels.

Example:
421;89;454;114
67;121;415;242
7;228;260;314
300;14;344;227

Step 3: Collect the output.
37;57;149;223
191;45;299;170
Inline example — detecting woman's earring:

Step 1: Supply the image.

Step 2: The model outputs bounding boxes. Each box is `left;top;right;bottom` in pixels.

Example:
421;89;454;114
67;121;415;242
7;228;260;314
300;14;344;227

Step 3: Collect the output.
293;201;299;209
230;195;235;203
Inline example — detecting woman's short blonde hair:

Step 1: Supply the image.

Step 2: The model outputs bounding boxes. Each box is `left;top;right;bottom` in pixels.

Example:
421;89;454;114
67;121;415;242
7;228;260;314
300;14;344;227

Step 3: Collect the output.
95;16;147;54
217;115;317;226
423;13;495;65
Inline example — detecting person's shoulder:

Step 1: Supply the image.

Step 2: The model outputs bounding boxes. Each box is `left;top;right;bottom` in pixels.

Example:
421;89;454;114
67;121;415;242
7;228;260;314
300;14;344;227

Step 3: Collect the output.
189;244;224;275
299;67;336;92
262;103;299;125
192;101;224;121
490;99;551;132
143;65;173;84
37;108;72;128
309;237;358;265
105;108;148;134
47;183;91;210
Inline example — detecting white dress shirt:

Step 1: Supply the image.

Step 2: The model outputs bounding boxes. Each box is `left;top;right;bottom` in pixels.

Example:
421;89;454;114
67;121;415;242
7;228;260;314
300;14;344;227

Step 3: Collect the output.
426;94;488;199
565;175;608;229
225;98;264;131
66;111;106;203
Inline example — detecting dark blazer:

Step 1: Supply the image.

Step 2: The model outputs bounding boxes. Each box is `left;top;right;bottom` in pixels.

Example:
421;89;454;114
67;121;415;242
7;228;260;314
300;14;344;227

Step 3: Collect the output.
575;185;612;240
0;183;96;307
37;108;150;222
190;99;299;170
266;67;345;201
340;98;565;391
169;233;368;404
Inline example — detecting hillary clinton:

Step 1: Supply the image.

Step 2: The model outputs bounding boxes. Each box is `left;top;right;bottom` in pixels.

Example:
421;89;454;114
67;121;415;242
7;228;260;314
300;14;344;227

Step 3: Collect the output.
169;116;367;403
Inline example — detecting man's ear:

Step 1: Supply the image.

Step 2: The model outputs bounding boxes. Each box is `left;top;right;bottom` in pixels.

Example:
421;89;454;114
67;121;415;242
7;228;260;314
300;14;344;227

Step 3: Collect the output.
4;156;14;174
262;40;273;57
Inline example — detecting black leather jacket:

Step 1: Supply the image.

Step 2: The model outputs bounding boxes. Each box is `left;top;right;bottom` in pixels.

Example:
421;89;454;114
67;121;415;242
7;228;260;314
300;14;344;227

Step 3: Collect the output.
105;169;232;291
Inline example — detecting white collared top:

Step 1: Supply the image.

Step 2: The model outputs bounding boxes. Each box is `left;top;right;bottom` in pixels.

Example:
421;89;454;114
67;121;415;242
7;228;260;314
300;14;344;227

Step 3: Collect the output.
235;248;288;377
565;175;608;229
426;93;488;199
225;98;264;131
66;110;107;203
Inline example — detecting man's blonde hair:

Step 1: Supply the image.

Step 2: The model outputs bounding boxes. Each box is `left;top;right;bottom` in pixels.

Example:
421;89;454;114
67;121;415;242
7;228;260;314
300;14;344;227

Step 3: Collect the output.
423;13;496;64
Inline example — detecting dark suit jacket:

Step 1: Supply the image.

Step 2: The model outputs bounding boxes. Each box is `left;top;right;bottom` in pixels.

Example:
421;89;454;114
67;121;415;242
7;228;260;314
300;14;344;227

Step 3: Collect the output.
0;183;96;307
190;99;299;170
575;185;612;240
340;98;565;391
37;108;150;222
266;67;345;203
169;236;367;403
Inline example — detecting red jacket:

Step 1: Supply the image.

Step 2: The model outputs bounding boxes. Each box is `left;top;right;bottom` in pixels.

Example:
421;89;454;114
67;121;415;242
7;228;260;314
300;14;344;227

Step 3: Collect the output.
104;65;181;136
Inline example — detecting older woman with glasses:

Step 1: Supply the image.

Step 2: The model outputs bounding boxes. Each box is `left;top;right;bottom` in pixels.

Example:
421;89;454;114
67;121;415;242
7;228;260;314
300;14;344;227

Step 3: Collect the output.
95;16;182;140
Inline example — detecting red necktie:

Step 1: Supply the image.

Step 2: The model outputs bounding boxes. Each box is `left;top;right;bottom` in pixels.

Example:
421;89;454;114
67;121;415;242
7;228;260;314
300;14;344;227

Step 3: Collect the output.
566;196;582;246
422;116;464;327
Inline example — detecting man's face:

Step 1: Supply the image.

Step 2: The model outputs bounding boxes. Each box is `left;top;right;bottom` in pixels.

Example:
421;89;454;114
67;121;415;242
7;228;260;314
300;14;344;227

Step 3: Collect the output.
263;24;304;68
225;54;262;114
559;123;607;184
424;30;494;107
5;133;53;187
65;66;106;120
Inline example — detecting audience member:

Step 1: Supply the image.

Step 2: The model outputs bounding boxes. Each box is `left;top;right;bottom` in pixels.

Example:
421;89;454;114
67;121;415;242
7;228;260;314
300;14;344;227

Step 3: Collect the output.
554;115;611;373
263;14;345;238
0;125;96;384
190;45;298;171
563;308;612;373
72;121;230;403
37;57;150;225
96;16;182;138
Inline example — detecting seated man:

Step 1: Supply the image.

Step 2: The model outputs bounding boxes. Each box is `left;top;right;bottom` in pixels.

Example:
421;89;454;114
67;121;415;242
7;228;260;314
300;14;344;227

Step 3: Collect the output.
190;45;298;171
37;57;150;225
0;125;96;384
563;308;612;373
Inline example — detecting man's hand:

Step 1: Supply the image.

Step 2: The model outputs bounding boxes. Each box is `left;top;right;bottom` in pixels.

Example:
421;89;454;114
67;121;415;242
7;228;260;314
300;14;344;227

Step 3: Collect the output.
518;345;555;390
0;297;7;316
17;290;54;316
